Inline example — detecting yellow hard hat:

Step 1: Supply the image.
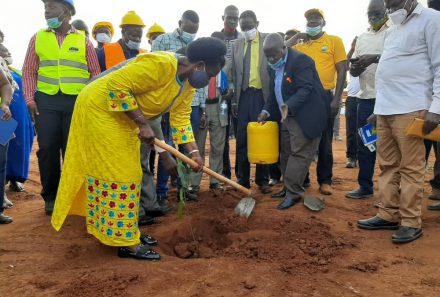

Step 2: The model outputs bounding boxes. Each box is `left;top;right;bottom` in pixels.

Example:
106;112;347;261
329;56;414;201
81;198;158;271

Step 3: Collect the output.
120;11;146;28
147;23;165;38
92;22;114;38
304;8;325;20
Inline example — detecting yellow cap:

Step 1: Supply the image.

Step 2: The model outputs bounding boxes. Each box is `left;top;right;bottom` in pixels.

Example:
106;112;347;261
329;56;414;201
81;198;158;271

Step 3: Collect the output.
92;22;114;38
147;23;165;38
120;11;146;28
304;8;325;19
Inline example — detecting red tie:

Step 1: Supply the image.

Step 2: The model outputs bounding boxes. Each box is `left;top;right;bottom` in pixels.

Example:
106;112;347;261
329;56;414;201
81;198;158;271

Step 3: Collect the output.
208;77;217;100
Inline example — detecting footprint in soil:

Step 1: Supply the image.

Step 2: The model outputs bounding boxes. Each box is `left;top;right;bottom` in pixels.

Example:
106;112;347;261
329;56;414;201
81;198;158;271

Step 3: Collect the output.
64;244;86;260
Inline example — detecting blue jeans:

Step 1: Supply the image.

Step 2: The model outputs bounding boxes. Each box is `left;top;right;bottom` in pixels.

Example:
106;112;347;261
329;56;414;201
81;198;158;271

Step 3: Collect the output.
0;143;9;213
156;113;173;198
357;99;376;192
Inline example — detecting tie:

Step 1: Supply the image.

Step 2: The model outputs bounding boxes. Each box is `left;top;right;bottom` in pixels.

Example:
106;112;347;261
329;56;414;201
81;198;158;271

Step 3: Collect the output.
242;40;252;91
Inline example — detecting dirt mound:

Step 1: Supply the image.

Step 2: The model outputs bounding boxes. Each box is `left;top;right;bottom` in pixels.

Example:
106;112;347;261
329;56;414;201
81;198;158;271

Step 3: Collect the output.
159;192;353;274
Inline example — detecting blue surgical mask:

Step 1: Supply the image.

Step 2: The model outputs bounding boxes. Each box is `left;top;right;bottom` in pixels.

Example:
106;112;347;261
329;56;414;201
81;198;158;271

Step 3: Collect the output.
269;58;285;70
306;25;322;37
181;31;196;44
126;40;141;50
46;17;63;29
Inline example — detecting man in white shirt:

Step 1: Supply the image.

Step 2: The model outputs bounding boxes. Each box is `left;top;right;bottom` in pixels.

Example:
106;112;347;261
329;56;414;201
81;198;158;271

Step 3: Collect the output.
358;0;440;244
346;0;389;199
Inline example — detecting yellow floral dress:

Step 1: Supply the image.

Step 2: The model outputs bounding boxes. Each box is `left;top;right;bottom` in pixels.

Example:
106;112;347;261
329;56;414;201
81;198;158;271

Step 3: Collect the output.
51;52;195;246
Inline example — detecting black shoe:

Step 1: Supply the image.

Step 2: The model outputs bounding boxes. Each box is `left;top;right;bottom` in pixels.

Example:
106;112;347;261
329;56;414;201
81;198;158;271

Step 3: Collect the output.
138;215;156;226
118;245;161;260
392;226;423;244
428;203;440;211
259;184;272;194
277;193;301;210
269;179;279;187
9;181;24;192
140;234;158;246
346;158;357;168
271;189;286;199
357;216;399;230
210;183;223;190
0;213;13;224
45;209;53;216
346;188;373;199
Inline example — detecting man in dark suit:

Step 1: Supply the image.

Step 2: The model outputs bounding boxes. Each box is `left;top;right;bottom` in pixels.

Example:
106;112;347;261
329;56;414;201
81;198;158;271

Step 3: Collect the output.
258;33;328;210
230;10;271;194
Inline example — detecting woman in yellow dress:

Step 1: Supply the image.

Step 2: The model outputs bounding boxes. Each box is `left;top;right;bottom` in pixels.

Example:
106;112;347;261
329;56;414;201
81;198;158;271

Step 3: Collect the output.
51;37;226;260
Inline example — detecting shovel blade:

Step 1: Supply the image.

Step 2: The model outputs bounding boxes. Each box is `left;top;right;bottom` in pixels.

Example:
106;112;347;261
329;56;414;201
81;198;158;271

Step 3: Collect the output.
303;196;326;212
234;197;256;218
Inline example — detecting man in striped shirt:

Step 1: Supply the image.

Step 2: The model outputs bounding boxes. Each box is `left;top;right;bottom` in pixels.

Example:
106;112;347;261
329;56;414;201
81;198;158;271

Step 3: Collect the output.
22;0;100;215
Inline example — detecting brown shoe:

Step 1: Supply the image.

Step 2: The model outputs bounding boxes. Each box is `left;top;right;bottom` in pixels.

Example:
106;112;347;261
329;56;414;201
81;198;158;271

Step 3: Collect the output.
428;188;440;200
319;184;333;196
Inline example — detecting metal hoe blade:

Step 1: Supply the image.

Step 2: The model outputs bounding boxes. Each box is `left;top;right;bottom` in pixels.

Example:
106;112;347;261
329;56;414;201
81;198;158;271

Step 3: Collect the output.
234;197;256;218
303;196;326;212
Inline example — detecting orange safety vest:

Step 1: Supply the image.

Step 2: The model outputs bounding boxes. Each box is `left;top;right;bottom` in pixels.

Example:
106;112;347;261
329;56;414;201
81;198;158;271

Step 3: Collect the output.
103;42;146;70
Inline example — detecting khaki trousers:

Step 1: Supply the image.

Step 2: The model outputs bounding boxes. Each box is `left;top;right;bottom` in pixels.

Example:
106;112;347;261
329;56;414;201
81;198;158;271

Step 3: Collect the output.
376;111;426;228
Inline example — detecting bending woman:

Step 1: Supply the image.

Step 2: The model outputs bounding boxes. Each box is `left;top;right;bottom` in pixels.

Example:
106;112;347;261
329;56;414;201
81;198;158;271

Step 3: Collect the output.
51;37;226;260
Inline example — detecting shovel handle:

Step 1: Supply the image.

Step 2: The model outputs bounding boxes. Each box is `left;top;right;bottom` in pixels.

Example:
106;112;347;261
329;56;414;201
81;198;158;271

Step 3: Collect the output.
154;139;252;196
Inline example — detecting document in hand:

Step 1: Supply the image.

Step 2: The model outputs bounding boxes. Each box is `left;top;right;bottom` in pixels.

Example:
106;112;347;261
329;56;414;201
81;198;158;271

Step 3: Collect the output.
0;110;18;146
358;123;377;152
405;118;440;142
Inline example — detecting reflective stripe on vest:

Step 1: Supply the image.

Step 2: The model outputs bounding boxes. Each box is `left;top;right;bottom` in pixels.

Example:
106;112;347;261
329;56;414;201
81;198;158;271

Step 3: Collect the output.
35;30;90;95
103;42;147;70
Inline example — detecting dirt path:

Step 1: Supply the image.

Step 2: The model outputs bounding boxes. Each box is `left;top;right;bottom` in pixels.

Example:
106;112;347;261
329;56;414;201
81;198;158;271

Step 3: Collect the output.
1;118;440;297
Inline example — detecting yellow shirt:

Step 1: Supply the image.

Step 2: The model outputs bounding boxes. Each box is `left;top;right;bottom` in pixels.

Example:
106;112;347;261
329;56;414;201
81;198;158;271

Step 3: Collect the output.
243;32;262;89
95;52;196;144
294;33;347;90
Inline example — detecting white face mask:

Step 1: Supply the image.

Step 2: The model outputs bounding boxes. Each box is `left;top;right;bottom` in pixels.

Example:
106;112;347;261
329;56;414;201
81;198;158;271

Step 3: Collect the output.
96;33;111;44
4;56;13;65
387;0;411;25
244;28;257;41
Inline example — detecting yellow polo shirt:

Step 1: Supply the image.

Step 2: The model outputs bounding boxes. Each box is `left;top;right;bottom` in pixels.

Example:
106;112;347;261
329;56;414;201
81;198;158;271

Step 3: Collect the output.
243;32;262;89
294;33;347;90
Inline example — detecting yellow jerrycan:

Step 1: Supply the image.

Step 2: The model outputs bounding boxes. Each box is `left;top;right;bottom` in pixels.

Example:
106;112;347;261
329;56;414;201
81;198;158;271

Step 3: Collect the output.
247;121;279;164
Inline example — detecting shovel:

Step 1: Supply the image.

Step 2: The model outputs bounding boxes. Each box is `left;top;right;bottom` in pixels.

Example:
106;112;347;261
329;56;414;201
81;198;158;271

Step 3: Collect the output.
154;139;255;217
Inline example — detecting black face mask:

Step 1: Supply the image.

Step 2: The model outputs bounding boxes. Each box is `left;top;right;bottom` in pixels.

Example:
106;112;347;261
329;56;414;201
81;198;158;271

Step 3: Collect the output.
188;69;209;89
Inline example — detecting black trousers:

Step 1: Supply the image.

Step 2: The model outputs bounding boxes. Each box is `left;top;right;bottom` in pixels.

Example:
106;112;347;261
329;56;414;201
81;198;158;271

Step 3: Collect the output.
34;91;76;210
305;91;335;186
357;99;376;192
223;100;238;179
235;88;269;187
345;96;358;160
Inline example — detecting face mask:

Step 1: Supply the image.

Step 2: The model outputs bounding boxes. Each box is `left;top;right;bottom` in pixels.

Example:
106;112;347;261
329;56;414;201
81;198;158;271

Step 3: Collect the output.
46;17;63;29
3;57;13;65
269;57;285;70
306;25;322;37
387;0;411;25
96;33;111;44
244;28;257;41
189;67;209;89
370;15;388;30
126;40;141;50
181;31;196;44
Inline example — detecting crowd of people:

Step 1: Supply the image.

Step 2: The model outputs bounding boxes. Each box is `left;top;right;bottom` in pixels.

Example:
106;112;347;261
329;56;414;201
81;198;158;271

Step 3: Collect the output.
0;0;440;261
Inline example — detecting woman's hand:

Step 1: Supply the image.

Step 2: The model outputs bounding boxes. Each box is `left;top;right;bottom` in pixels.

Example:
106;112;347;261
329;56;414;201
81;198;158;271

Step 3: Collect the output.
138;123;155;145
0;104;11;120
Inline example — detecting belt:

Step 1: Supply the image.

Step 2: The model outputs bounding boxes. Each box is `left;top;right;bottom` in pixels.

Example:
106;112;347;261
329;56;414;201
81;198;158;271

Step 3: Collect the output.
206;98;219;104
